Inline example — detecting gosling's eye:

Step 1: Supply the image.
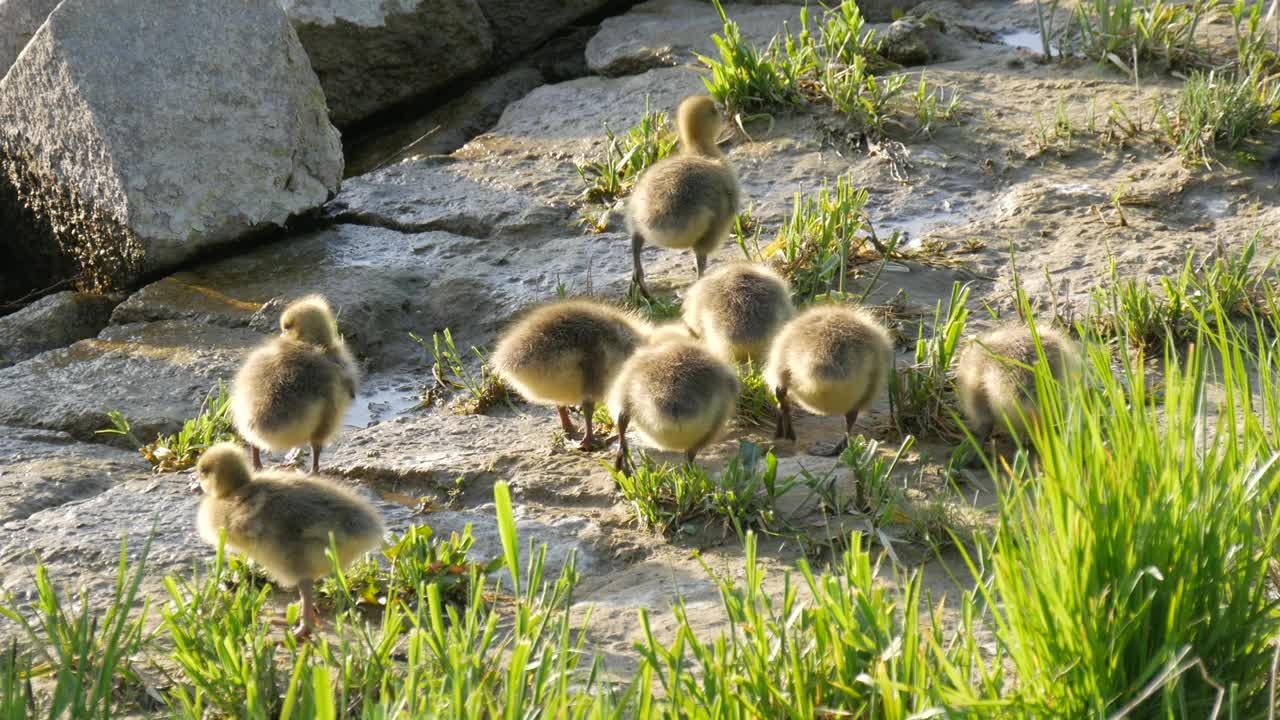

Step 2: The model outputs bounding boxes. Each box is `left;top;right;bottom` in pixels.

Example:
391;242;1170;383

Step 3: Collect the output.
284;321;294;329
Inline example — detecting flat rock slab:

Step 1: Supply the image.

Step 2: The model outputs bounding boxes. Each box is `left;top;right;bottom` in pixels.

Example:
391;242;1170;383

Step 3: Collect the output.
0;473;199;605
0;291;120;368
327;158;565;238
0;427;144;525
587;0;805;76
0;321;263;442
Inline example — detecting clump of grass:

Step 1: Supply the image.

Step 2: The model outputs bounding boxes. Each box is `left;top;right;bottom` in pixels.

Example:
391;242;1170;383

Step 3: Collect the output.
637;531;973;718
735;360;776;427
98;383;238;473
887;282;969;440
1089;234;1273;347
965;309;1280;715
0;538;153;718
413;329;510;414
1073;0;1215;71
1159;64;1280;165
762;174;871;304
573;100;678;206
700;0;960;135
699;0;801;114
318;524;501;608
611;442;800;537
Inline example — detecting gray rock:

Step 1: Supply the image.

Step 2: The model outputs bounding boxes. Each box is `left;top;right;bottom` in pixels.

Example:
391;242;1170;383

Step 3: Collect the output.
0;473;201;607
285;0;494;128
0;291;119;368
346;68;545;176
110;225;499;372
478;0;610;65
328;158;563;237
881;15;933;65
0;0;58;76
0;0;342;297
0;427;142;524
855;0;926;22
587;0;805;77
0;321;263;442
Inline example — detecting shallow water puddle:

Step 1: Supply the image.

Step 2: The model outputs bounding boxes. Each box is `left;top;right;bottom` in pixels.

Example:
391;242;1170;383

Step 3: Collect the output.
344;380;421;429
998;30;1043;53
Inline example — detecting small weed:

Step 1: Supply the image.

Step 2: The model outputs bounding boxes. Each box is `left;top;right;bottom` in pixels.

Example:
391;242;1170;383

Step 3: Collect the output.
888;282;969;440
611;442;799;537
573;99;678;207
319;524;501;608
100;383;238;473
735;360;777;427
413;329;510;414
762;174;871;305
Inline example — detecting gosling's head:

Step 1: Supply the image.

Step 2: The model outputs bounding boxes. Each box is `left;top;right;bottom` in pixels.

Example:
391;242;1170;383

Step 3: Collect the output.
676;95;722;157
196;443;253;498
280;295;339;348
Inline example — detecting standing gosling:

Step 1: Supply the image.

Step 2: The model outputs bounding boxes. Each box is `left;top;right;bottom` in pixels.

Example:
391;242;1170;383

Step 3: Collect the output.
765;305;893;456
955;324;1080;442
682;261;794;363
195;443;385;640
608;335;739;474
492;299;647;450
626;95;739;300
232;295;358;473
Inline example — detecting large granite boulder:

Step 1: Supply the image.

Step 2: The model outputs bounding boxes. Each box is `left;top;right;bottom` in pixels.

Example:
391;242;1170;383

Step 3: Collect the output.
0;0;59;77
0;0;343;299
284;0;494;128
478;0;611;65
587;0;806;77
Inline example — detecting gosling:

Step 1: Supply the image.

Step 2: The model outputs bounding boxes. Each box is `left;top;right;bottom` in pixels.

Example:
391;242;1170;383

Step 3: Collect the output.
682;261;794;363
765;305;893;457
195;443;385;640
627;95;739;300
232;295;359;473
955;324;1080;443
608;335;739;474
492;299;647;450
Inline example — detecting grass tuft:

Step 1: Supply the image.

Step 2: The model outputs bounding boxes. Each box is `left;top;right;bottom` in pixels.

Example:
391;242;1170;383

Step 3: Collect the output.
413;329;511;414
98;383;238;473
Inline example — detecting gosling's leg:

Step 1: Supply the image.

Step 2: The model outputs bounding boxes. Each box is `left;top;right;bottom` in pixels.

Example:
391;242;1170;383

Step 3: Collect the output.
578;399;598;451
694;251;708;278
252;446;263;471
613;412;632;475
311;443;322;474
631;232;652;301
685;448;698;464
810;409;857;457
965;419;995;468
294;579;320;641
774;385;797;441
557;406;578;436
